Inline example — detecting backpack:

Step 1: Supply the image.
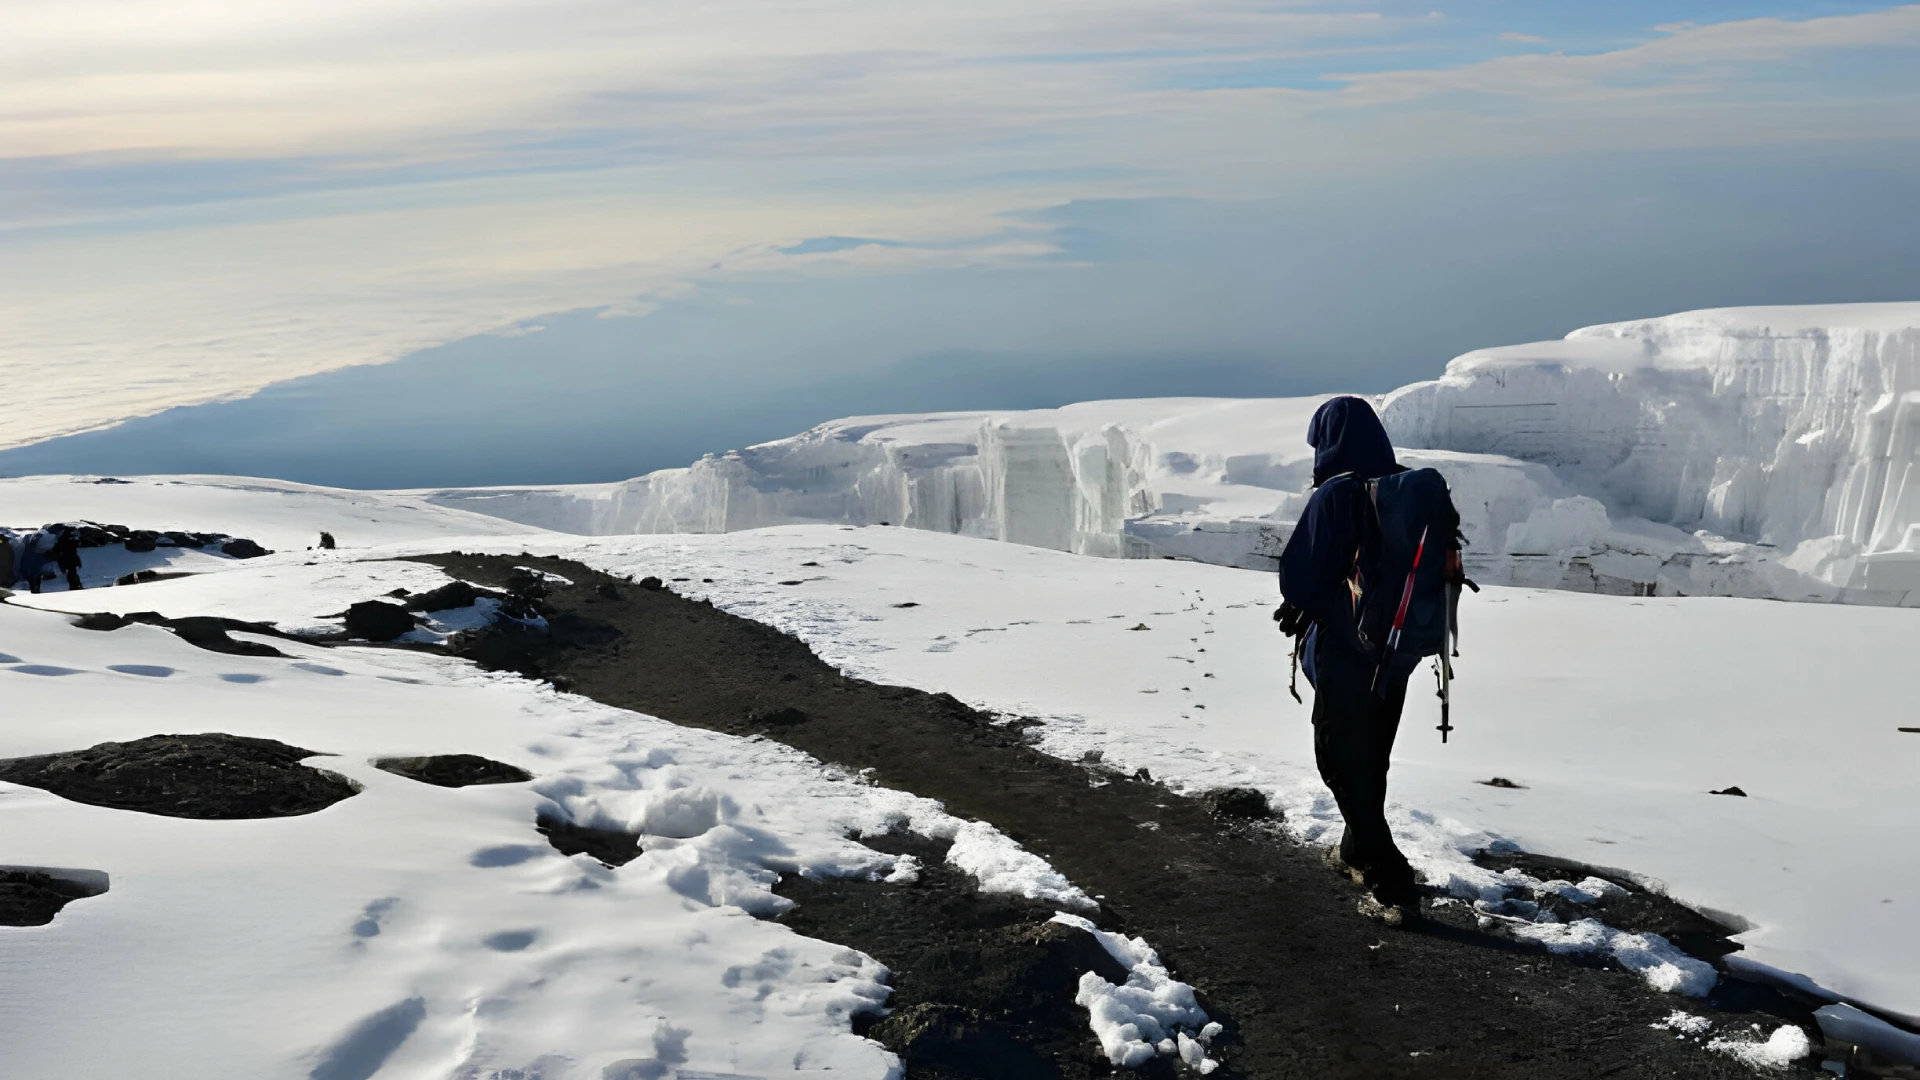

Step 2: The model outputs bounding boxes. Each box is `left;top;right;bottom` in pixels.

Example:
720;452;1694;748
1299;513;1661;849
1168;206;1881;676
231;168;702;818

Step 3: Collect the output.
1354;468;1461;671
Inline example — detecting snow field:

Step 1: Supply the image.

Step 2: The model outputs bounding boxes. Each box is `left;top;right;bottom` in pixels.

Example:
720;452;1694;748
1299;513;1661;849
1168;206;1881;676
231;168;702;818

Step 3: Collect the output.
0;474;550;555
0;563;1137;1079
311;523;1919;1024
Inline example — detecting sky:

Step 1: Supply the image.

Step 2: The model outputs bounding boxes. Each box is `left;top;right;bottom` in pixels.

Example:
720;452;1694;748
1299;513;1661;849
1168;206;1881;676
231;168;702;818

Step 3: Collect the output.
3;1;1919;486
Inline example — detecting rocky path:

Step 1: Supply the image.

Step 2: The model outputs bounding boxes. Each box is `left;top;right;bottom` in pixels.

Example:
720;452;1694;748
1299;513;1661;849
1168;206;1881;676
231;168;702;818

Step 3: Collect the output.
415;553;1817;1079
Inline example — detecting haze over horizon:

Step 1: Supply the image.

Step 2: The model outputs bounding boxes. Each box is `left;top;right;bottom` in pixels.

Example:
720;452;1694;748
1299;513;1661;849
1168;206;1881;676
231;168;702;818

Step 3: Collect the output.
5;1;1920;486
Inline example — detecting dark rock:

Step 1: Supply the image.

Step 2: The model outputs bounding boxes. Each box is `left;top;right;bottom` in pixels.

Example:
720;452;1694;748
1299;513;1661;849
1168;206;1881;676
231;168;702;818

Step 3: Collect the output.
747;705;809;726
0;734;358;819
163;615;285;656
637;576;664;591
387;587;412;598
595;583;622;600
0;868;109;926
124;530;159;553
1202;786;1275;820
1479;777;1527;789
891;601;920;608
406;580;501;612
113;569;161;586
72;611;285;655
162;531;201;548
221;537;270;559
345;600;418;641
1132;766;1153;783
73;523;117;547
90;477;132;485
1710;786;1748;797
374;754;533;787
536;814;642;867
778;580;804;586
319;531;336;550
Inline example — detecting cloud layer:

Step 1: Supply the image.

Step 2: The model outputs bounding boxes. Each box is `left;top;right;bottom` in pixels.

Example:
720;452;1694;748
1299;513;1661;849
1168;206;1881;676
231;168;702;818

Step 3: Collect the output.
2;2;1917;450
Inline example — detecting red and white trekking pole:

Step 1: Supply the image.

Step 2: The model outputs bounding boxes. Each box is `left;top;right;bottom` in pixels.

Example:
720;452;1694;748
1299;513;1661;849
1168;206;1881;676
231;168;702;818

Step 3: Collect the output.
1370;525;1428;695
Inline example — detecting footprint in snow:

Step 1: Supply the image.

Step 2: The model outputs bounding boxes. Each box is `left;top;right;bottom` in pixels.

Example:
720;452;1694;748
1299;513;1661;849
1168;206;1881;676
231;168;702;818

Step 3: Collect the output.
9;665;84;677
108;664;174;678
482;930;538;952
295;662;348;676
470;845;546;868
218;673;268;684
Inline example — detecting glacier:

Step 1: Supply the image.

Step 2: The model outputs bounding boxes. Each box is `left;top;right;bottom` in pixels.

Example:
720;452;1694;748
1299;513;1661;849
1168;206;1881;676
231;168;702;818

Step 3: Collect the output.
419;303;1920;605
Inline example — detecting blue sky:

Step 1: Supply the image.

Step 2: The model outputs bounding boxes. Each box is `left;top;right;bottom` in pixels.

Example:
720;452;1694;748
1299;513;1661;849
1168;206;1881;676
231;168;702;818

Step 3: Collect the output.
2;2;1918;483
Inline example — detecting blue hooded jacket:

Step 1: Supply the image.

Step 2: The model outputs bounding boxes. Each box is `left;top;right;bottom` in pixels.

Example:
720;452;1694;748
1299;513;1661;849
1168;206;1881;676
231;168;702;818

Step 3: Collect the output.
1279;396;1404;696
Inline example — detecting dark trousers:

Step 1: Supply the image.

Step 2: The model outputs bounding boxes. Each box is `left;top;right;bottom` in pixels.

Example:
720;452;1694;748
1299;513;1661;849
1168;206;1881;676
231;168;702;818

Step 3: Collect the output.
63;566;82;591
1312;668;1415;903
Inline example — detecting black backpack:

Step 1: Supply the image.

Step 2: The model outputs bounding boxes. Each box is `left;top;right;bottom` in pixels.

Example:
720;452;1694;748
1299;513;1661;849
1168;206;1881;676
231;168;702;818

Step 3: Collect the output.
1355;468;1461;674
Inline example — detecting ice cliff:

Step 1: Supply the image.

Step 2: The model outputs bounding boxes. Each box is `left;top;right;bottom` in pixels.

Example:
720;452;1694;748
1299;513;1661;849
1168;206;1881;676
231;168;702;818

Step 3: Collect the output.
422;303;1920;605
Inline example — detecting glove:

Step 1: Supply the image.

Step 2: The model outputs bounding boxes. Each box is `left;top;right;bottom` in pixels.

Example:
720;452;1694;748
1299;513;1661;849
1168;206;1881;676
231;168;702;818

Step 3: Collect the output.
1273;602;1307;637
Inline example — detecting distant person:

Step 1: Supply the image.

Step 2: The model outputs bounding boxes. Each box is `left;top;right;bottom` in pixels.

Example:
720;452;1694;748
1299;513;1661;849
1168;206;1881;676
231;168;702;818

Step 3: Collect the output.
1275;396;1463;925
0;529;15;590
19;529;49;593
50;527;84;591
319;531;336;550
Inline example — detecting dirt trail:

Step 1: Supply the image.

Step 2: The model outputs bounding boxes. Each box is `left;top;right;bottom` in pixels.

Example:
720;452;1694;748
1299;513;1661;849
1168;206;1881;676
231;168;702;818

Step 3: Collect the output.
415;553;1815;1079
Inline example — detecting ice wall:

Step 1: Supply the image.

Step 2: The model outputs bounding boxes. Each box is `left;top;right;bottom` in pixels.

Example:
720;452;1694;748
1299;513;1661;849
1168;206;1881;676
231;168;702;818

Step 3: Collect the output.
1380;303;1920;597
421;304;1920;606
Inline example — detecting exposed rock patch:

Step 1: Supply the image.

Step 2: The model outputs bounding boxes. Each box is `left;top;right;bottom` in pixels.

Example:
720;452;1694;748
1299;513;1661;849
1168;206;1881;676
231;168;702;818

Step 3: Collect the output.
403;580;502;613
535;814;642;867
373;754;532;788
1200;787;1274;820
344;600;419;641
0;734;357;818
0;868;109;927
72;610;287;656
778;831;1144;1079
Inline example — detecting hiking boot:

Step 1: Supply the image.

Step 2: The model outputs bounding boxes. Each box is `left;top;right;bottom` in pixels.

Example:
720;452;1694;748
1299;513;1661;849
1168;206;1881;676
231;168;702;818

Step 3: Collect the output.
1321;847;1365;885
1357;893;1421;928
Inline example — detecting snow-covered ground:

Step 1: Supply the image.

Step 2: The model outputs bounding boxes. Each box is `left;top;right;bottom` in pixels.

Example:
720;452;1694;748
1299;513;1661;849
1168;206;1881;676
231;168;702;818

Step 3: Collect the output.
0;474;548;556
416;302;1920;607
463;525;1913;1024
22;513;1917;1029
2;502;1242;1076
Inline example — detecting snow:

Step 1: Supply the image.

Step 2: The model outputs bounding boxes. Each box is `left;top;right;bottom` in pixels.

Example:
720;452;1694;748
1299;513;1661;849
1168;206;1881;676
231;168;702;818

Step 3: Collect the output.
253;522;1912;1023
0;551;1128;1078
0;474;550;554
1049;912;1219;1073
1653;1010;1715;1037
1706;1023;1812;1070
415;303;1920;607
946;821;1095;909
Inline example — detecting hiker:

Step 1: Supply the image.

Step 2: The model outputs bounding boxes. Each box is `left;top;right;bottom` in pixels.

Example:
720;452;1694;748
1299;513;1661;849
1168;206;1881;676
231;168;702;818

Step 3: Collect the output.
1275;396;1462;924
19;529;50;593
319;531;336;550
50;527;84;591
0;529;15;590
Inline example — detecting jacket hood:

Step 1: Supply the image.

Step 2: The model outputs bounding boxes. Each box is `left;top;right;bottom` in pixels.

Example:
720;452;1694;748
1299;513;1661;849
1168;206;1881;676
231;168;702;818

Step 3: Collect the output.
1308;395;1397;486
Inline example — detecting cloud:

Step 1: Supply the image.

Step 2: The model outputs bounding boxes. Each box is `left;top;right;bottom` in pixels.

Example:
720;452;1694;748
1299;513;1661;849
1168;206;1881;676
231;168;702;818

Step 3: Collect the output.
1499;32;1547;44
3;2;1917;449
1325;6;1920;108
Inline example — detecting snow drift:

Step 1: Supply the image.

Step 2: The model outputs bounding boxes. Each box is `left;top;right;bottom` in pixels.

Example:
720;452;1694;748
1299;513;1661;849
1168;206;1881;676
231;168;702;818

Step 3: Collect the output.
418;303;1919;605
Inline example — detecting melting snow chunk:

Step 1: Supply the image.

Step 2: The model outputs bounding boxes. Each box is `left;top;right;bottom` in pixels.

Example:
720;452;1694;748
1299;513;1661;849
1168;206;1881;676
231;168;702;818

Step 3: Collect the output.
1651;1010;1713;1036
1050;912;1219;1073
1707;1024;1812;1070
